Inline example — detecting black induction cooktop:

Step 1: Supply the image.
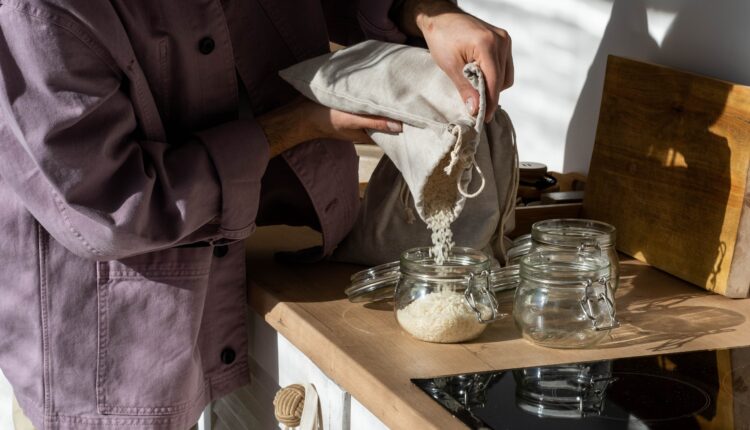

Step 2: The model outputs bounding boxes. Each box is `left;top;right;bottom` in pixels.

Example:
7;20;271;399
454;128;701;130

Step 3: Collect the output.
412;346;750;429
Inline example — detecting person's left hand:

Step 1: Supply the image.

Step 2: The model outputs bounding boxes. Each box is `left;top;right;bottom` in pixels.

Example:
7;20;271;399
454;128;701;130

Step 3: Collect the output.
399;1;514;123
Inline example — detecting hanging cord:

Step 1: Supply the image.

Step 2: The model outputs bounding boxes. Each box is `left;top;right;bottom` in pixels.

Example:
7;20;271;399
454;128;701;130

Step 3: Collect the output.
443;125;464;176
497;108;520;260
457;154;486;199
443;62;488;199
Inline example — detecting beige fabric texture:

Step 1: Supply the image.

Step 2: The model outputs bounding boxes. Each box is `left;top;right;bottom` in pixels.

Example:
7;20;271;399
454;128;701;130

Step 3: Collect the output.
280;40;518;265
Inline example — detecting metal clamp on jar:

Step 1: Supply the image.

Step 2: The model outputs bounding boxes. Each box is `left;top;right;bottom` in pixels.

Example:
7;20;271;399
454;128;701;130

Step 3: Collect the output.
513;249;619;348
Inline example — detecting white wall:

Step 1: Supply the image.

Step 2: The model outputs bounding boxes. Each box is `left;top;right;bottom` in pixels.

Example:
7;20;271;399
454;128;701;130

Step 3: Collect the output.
460;0;750;173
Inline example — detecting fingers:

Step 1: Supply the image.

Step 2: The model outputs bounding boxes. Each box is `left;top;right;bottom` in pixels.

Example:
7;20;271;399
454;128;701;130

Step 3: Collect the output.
478;47;502;122
326;109;402;144
480;29;514;122
443;60;481;116
503;34;515;90
345;112;403;133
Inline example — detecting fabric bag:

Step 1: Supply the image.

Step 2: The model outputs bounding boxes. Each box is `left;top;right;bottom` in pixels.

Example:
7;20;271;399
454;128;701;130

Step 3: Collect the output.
280;40;518;265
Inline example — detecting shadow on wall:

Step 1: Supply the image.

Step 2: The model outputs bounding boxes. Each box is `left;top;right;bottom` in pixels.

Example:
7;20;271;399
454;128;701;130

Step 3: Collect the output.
564;0;750;173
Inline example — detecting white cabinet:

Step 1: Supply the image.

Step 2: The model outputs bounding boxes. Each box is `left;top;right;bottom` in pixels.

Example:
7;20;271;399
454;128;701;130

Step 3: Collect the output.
213;312;388;430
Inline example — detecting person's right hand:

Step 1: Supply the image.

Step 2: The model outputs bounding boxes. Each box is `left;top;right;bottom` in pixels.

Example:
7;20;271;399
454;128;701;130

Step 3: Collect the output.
258;98;402;158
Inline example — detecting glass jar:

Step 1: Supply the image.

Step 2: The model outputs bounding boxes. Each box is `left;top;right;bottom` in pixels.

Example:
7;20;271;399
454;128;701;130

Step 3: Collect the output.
513;249;618;348
394;247;501;343
508;219;619;291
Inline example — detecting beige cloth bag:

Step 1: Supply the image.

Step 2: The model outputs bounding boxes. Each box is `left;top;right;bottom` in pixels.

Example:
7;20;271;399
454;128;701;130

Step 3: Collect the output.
280;41;518;265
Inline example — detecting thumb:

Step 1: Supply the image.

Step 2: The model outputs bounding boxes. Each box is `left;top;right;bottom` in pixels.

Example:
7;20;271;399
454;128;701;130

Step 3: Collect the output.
446;67;480;117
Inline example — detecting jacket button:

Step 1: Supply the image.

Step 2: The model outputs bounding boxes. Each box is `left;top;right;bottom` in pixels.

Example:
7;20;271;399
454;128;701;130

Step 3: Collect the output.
213;245;229;258
198;37;215;55
220;347;236;365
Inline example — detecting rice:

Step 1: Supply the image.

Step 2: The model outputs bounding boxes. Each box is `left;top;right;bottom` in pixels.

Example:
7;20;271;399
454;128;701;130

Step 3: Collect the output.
425;211;455;265
422;152;462;265
396;290;486;343
396;130;489;343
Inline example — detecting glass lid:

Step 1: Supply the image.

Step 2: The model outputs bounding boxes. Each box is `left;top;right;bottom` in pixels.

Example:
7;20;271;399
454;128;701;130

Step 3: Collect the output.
346;260;521;303
345;260;400;303
532;218;616;247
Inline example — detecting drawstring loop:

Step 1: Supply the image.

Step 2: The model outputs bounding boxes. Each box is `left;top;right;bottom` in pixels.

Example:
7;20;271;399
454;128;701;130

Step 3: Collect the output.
458;155;486;198
442;63;489;201
444;124;487;199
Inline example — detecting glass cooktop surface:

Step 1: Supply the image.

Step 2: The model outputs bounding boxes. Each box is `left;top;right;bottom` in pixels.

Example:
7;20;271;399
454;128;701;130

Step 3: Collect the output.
413;346;750;429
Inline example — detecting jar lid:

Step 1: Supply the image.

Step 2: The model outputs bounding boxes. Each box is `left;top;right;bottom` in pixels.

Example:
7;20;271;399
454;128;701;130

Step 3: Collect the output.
345;261;400;303
346;261;521;303
512;233;532;247
520;249;610;285
532;218;616;248
490;264;520;292
506;239;533;264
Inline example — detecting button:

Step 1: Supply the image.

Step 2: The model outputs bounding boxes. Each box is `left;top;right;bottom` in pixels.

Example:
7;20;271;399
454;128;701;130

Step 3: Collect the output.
198;37;215;55
213;245;229;258
220;347;236;365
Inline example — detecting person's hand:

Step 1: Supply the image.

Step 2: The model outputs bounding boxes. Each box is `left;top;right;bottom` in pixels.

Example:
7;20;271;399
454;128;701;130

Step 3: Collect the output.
307;101;402;144
397;0;514;122
258;99;402;157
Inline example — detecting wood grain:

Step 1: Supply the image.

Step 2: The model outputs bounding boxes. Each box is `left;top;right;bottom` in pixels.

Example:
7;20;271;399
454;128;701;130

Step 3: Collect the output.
584;56;750;297
247;226;750;430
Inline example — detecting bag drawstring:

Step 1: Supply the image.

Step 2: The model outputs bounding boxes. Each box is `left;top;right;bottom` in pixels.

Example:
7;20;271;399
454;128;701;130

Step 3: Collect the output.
444;125;463;176
497;108;520;260
443;62;489;200
444;126;487;199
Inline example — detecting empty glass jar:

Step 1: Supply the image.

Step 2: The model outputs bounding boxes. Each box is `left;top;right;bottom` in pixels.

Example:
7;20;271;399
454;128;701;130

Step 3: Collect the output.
394;247;502;343
513;249;618;348
507;219;619;291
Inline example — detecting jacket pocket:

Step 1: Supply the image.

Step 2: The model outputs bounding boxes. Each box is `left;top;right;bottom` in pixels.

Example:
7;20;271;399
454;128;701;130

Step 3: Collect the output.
96;246;212;416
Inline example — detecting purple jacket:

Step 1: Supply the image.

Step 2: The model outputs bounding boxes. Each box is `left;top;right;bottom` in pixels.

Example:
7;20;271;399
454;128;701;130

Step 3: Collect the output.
0;1;404;428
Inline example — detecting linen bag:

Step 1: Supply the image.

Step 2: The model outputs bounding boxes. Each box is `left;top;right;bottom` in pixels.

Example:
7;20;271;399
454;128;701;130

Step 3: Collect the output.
279;40;518;265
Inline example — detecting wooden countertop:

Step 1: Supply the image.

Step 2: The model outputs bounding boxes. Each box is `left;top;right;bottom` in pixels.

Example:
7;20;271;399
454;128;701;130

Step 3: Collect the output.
246;226;750;430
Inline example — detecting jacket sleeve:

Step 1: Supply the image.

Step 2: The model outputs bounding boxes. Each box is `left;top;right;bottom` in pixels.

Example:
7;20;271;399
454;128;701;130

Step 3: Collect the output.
0;7;268;260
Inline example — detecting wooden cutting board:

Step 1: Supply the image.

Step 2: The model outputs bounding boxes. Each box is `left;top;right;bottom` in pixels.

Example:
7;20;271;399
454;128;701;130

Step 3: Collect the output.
583;56;750;298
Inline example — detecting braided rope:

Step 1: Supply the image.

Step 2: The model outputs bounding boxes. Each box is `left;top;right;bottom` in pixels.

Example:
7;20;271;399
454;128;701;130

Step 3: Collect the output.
273;384;305;428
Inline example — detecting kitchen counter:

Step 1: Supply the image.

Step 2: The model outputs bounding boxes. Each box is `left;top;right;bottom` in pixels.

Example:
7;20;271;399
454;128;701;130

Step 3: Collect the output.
246;225;750;430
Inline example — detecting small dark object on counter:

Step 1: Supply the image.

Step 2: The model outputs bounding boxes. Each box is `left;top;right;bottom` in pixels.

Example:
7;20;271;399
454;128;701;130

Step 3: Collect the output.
518;161;558;204
518;161;547;182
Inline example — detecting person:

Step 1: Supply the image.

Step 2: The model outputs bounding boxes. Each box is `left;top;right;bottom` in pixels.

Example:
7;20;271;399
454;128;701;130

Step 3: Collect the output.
0;0;513;428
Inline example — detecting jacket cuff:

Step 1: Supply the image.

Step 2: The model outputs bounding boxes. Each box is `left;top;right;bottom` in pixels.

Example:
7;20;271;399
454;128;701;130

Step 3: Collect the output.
194;119;270;240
